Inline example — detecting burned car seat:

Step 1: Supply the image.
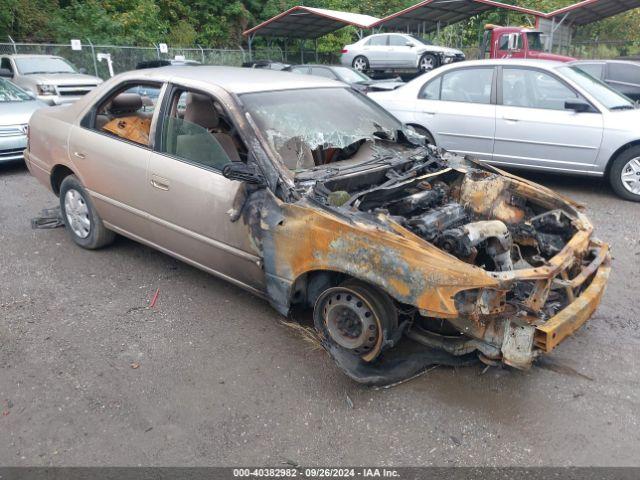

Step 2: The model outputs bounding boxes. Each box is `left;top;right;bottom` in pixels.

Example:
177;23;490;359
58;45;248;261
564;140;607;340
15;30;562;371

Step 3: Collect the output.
100;93;152;145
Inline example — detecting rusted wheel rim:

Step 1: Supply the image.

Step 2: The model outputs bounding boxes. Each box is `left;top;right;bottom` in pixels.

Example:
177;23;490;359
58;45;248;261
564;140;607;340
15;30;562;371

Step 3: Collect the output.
321;288;380;355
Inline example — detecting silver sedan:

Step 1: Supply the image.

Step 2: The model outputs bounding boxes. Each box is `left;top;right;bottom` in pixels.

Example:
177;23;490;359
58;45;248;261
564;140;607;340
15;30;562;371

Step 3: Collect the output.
0;78;45;163
369;59;640;201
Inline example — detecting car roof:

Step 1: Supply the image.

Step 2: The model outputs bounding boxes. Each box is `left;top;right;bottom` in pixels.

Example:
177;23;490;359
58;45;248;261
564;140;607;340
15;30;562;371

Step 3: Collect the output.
572;59;640;65
440;59;563;69
124;65;342;94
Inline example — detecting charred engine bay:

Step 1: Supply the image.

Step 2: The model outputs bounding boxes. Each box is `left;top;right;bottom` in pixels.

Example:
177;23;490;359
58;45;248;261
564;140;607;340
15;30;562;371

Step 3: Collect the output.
302;146;582;321
308;150;576;273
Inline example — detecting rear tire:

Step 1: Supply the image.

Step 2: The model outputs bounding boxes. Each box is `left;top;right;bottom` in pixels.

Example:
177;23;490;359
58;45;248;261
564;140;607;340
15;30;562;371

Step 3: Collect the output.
352;56;369;72
59;175;115;249
608;146;640;202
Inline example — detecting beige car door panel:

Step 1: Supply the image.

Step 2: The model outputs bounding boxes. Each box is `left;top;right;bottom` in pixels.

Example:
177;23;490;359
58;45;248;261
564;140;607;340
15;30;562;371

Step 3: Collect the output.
144;86;265;292
67;125;153;239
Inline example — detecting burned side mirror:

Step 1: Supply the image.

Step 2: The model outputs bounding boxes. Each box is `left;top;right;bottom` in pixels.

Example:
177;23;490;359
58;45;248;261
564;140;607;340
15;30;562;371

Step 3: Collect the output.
222;162;266;187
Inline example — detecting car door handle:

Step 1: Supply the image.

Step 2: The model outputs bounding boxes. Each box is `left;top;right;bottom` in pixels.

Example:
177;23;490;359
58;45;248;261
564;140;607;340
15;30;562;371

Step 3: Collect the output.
502;116;520;122
150;175;170;191
73;151;86;159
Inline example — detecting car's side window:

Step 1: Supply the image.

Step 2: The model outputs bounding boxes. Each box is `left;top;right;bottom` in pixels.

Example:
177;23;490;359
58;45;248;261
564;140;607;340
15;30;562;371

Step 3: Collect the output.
90;82;161;147
607;63;640;85
441;68;493;104
157;88;246;171
388;35;408;47
0;58;13;73
498;33;522;51
576;63;604;79
419;76;442;100
290;67;309;75
367;36;387;47
502;68;581;110
311;67;337;79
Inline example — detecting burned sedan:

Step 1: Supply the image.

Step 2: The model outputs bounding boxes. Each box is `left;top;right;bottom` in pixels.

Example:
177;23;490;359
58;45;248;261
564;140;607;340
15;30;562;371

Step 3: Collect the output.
25;67;610;384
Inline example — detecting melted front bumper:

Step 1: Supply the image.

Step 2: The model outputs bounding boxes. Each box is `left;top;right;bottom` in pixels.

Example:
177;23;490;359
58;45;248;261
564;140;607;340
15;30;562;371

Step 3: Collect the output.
534;246;611;353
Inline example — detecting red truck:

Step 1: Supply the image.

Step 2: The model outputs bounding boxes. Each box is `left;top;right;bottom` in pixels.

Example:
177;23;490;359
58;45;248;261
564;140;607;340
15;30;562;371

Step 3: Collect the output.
481;24;575;62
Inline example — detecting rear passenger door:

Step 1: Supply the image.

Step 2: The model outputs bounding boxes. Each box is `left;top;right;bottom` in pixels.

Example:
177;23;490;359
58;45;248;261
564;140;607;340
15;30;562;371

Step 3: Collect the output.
414;67;496;161
364;35;389;68
145;84;265;293
67;80;163;240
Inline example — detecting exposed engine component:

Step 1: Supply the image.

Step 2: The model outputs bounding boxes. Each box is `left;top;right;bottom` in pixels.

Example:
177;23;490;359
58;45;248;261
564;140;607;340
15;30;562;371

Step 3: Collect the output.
407;203;468;242
437;220;514;271
386;181;449;215
531;210;575;257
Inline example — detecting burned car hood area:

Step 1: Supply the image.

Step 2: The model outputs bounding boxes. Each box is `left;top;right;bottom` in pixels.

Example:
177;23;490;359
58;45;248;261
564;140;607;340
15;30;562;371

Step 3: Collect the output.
230;90;610;386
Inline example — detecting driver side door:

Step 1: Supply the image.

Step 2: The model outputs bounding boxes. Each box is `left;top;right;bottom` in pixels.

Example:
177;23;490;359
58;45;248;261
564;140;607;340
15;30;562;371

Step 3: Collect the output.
144;84;265;293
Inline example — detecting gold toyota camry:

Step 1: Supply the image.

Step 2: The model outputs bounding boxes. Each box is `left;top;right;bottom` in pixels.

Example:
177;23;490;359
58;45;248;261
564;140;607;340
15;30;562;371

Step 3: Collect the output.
25;66;610;384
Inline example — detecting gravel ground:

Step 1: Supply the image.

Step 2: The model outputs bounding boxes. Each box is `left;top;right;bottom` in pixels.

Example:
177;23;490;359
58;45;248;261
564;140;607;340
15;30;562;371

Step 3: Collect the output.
1;161;639;467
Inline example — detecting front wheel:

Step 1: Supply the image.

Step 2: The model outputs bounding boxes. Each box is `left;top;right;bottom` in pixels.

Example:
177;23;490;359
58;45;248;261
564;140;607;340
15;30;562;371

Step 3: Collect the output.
608;146;640;201
352;56;369;72
59;175;116;249
313;279;398;362
418;53;438;72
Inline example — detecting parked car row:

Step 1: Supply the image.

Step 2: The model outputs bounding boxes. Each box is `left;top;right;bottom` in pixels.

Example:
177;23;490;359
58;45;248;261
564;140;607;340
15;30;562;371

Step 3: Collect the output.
3;52;640;202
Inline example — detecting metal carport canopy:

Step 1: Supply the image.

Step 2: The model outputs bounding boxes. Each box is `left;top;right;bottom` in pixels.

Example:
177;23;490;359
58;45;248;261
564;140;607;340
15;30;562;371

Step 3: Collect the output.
546;0;640;25
243;6;380;39
372;0;545;32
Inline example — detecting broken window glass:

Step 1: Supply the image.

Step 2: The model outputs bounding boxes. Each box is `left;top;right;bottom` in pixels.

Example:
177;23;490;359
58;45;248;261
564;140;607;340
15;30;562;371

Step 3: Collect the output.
241;87;404;171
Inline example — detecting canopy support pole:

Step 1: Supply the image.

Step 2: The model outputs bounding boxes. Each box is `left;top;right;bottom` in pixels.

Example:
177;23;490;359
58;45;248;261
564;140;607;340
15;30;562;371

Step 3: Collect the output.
314;38;319;62
247;33;254;61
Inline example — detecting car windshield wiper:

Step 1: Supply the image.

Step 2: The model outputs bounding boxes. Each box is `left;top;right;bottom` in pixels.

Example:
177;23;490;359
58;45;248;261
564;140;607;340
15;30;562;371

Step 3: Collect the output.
610;105;635;110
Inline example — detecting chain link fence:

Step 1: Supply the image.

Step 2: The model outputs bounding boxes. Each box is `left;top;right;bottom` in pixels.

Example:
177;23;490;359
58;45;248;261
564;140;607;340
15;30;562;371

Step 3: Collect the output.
0;40;291;79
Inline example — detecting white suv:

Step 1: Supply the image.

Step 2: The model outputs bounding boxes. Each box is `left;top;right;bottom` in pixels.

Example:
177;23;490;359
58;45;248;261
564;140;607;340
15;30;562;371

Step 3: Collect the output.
340;33;465;73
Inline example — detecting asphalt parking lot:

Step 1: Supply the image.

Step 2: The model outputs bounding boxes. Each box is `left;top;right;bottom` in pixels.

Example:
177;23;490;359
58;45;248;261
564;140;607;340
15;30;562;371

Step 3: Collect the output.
1;161;639;467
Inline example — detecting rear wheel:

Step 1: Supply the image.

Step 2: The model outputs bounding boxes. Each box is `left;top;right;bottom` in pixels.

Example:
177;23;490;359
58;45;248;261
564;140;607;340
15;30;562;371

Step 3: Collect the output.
313;279;397;362
352;56;369;72
418;53;438;72
59;175;115;249
608;146;640;202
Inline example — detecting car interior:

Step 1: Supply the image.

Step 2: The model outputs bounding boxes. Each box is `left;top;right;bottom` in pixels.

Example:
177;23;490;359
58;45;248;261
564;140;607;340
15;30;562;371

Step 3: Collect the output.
96;86;158;146
163;90;246;168
94;85;246;168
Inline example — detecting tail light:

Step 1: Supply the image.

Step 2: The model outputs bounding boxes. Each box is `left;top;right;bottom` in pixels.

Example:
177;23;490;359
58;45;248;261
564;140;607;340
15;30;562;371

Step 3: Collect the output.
341;49;348;54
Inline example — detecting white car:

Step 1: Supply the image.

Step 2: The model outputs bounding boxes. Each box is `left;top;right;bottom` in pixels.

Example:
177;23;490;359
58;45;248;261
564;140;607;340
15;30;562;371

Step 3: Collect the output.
369;59;640;201
340;33;465;73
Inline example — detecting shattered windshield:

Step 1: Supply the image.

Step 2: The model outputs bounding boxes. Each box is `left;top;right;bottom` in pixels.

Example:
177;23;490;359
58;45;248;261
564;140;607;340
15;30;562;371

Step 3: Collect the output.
241;87;404;172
